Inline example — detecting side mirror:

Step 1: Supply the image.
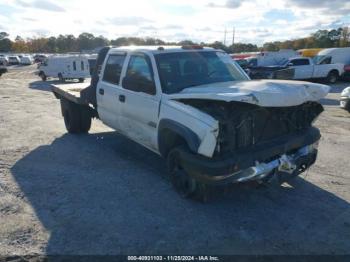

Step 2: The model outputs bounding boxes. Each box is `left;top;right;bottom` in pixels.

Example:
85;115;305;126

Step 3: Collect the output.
287;63;294;67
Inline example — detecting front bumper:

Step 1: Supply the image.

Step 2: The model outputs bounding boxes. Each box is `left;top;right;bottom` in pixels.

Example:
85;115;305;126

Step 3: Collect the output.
179;127;320;185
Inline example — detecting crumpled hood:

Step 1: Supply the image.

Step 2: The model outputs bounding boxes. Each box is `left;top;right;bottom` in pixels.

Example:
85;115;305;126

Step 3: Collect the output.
167;80;330;107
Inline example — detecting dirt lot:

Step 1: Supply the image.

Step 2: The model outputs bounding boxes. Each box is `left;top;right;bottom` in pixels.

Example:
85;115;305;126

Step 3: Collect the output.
0;65;350;255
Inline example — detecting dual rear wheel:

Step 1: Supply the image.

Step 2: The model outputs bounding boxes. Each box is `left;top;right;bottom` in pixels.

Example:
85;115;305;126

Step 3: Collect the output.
60;99;91;134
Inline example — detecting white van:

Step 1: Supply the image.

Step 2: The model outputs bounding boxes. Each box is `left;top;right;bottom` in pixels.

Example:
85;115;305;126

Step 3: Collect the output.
38;55;94;82
20;55;34;65
313;48;350;80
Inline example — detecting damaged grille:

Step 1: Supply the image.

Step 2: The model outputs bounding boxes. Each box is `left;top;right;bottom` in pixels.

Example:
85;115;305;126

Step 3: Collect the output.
179;100;323;156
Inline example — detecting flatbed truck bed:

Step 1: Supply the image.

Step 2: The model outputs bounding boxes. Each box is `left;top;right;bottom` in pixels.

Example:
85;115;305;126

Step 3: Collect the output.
51;83;90;105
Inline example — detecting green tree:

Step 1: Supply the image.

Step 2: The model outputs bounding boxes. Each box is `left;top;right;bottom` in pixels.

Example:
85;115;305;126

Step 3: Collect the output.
0;32;12;52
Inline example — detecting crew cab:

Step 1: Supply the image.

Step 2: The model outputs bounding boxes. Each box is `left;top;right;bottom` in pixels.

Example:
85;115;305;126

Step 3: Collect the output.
51;46;329;200
285;57;344;83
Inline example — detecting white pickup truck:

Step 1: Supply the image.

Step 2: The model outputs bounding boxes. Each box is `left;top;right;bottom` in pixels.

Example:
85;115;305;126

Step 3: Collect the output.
285;57;344;83
51;46;329;200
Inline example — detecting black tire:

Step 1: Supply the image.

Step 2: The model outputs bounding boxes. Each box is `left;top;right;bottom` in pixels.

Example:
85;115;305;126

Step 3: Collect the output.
79;107;92;133
60;99;91;134
345;100;350;113
326;70;339;84
58;73;65;82
39;71;47;81
167;146;208;201
78;78;85;83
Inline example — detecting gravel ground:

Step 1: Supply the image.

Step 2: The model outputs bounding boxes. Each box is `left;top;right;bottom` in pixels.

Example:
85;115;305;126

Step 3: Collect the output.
0;65;349;255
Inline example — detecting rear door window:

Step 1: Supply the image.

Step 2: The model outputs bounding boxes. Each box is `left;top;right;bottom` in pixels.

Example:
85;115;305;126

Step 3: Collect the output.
102;54;126;85
290;59;310;66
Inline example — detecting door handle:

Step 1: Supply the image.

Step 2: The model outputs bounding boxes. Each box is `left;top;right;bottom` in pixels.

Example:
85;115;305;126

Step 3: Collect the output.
119;94;126;103
99;88;104;95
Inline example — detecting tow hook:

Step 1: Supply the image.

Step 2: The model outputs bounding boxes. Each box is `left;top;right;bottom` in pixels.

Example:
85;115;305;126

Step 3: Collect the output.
278;154;297;174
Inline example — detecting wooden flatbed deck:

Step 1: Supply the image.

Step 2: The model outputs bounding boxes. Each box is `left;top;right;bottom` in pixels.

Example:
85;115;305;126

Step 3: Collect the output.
51;83;90;105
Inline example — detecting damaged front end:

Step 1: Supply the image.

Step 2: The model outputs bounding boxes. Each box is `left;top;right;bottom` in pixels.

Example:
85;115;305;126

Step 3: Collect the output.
176;99;323;184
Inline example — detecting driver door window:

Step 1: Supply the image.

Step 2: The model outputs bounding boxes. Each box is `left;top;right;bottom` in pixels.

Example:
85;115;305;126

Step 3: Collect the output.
123;55;156;95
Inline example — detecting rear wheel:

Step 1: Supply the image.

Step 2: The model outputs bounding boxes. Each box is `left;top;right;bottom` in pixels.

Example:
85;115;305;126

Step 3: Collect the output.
167;146;208;201
60;99;91;134
58;73;65;82
326;70;339;84
39;71;47;81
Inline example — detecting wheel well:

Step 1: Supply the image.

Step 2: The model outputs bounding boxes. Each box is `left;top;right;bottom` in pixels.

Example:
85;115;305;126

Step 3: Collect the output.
158;129;188;158
329;69;339;76
158;119;201;158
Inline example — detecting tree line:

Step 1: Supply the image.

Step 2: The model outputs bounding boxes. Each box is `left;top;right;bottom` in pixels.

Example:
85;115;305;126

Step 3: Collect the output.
0;27;349;54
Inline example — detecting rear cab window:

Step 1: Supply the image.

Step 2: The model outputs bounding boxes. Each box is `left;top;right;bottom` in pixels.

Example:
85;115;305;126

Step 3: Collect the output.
102;53;126;85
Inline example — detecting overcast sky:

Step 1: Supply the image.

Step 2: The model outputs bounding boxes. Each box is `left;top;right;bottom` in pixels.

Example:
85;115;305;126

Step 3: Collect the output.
0;0;350;45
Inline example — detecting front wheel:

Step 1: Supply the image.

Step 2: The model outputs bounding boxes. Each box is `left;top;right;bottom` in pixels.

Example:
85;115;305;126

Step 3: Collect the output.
167;146;208;201
78;78;85;83
326;71;339;84
58;73;65;82
39;72;47;81
345;100;350;113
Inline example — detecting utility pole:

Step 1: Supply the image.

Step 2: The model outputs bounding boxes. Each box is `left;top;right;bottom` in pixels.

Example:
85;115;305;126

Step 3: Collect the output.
232;27;235;46
224;28;227;46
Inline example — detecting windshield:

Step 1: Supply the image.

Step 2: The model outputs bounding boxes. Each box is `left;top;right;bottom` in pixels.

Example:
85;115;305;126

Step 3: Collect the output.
313;55;328;64
246;57;257;67
155;51;249;94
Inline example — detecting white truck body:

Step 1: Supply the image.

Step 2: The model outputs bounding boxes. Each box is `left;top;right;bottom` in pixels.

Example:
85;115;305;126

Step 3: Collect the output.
315;47;350;65
51;46;330;197
286;57;344;82
39;55;92;80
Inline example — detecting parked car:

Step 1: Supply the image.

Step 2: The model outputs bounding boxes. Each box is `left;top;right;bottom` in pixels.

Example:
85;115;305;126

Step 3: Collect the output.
313;48;350;81
8;56;20;65
38;55;93;82
20;55;34;65
282;57;344;83
51;45;329;200
0;56;8;66
340;86;350;112
234;58;249;69
34;54;47;63
0;66;7;76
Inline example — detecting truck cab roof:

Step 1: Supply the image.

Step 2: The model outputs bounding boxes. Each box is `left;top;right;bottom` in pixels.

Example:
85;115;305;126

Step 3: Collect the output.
109;45;216;55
